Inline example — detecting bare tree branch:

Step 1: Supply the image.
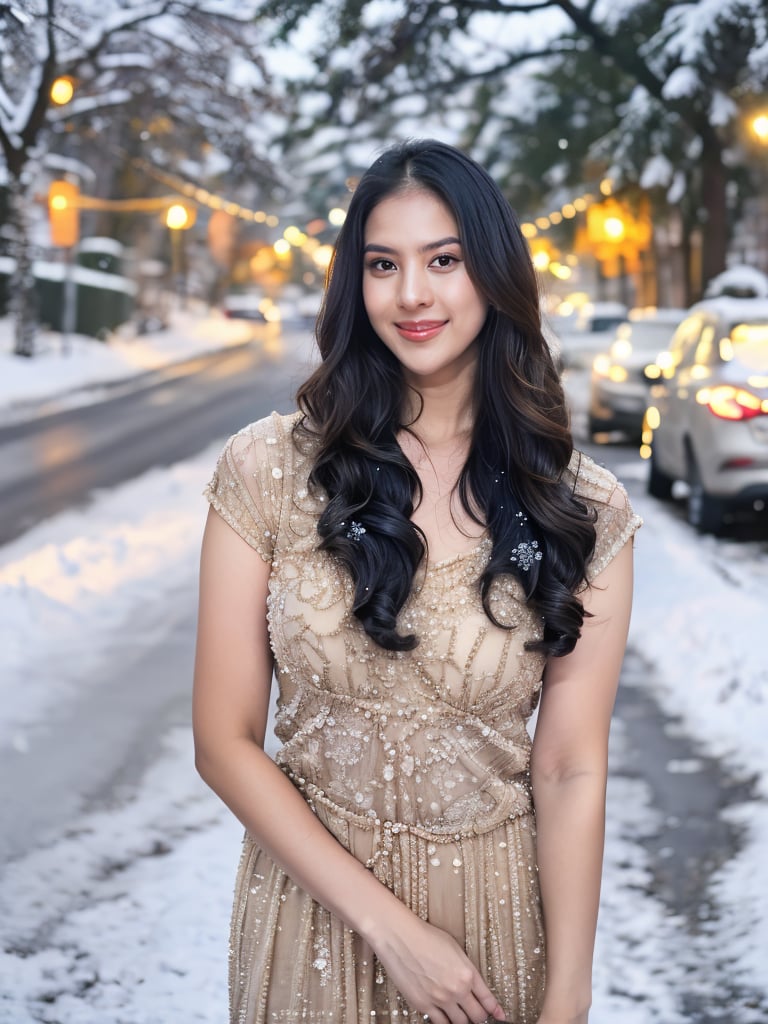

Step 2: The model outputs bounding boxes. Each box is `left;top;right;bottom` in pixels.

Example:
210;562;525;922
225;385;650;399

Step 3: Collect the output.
19;0;58;155
461;0;562;11
443;42;581;88
59;0;177;70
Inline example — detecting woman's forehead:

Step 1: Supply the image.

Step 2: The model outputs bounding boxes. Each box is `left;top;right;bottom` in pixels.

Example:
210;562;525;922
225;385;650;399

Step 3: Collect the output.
363;189;459;245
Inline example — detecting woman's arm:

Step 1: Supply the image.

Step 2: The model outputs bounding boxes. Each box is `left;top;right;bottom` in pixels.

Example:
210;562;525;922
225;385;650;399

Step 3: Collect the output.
530;525;634;1024
193;507;505;1024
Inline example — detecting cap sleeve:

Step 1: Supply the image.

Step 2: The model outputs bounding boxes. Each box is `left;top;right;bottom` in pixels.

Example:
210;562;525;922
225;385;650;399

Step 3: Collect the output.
567;451;642;582
203;413;288;562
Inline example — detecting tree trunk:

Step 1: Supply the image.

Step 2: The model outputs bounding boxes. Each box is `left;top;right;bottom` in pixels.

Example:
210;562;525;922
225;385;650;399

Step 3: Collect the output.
698;138;728;299
8;174;39;358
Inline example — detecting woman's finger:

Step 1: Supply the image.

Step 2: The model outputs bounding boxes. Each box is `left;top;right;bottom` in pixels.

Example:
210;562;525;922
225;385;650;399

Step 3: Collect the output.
475;982;505;1021
467;973;504;1022
422;1008;450;1024
459;992;497;1024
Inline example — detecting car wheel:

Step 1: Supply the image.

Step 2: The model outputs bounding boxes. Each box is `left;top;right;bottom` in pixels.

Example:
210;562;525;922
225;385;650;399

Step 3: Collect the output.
647;447;674;501
686;452;726;535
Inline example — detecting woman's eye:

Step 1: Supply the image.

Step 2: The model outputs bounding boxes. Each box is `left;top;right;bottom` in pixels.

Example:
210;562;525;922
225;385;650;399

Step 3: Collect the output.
369;258;396;272
432;253;458;268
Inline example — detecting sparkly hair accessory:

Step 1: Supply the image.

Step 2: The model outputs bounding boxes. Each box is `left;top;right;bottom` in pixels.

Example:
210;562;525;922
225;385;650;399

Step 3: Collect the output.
343;520;366;542
509;510;542;571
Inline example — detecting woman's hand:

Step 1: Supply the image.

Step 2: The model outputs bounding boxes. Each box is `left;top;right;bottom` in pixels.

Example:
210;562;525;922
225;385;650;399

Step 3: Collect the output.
370;913;506;1024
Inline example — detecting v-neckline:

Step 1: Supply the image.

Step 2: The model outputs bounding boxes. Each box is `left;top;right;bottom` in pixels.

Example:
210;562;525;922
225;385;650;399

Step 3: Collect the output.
423;534;491;573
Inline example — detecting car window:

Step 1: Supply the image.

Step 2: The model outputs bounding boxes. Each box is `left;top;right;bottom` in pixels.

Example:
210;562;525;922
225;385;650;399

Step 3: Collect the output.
629;321;684;351
667;314;703;368
591;317;621;332
692;324;717;367
723;321;768;373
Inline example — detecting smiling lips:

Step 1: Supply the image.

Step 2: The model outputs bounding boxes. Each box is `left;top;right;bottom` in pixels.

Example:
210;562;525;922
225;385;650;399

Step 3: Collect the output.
394;319;448;342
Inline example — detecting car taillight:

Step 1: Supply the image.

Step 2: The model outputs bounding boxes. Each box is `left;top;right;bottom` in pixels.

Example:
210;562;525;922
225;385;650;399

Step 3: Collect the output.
696;385;768;420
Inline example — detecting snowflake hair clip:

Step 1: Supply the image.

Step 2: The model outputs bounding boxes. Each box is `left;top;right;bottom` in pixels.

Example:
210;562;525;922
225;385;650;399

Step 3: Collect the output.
342;520;366;542
510;539;542;571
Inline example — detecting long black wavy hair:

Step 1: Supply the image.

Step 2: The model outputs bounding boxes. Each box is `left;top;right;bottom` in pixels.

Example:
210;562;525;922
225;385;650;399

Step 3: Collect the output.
294;139;596;657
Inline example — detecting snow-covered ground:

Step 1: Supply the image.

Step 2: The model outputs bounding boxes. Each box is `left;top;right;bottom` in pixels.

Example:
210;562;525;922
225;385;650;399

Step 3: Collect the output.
0;320;766;1021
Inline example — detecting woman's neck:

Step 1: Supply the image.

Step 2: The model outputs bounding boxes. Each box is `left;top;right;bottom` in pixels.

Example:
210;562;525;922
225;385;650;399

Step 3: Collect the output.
402;377;475;448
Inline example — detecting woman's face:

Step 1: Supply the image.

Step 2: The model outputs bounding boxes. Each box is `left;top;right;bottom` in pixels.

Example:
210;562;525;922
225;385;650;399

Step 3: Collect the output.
362;189;488;388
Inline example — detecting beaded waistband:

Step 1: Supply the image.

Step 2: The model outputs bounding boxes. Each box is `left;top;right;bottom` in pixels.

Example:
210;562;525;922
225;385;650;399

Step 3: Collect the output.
281;766;533;845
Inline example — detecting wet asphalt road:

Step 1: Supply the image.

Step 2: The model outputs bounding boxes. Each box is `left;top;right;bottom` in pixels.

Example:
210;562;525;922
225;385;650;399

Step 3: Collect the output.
0;327;315;546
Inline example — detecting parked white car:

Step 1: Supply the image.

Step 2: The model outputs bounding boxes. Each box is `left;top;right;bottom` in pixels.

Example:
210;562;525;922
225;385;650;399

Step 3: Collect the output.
642;297;768;533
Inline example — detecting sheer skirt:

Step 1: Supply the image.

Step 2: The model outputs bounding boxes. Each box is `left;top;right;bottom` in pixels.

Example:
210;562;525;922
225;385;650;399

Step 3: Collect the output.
229;807;545;1024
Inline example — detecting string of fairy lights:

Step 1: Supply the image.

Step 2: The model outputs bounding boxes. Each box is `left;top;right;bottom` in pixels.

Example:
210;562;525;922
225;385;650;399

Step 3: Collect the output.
134;157;284;228
128;156;347;271
138;153;610;283
518;179;618;281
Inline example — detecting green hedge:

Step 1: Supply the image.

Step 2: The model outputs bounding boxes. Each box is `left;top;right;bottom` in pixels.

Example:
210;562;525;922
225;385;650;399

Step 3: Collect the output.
0;260;136;339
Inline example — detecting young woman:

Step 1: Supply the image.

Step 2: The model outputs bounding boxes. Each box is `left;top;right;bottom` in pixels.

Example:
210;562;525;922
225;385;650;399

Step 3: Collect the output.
194;139;641;1024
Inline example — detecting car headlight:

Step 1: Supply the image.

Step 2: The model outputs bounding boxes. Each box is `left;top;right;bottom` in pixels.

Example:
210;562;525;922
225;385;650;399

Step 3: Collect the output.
593;354;611;376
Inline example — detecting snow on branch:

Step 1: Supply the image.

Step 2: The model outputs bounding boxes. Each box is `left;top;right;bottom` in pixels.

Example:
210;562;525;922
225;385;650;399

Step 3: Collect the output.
3;58;46;138
0;84;15;121
176;0;261;23
640;153;673;190
661;0;767;64
661;65;701;101
95;52;156;71
77;1;175;52
709;90;737;127
46;89;133;121
591;0;642;32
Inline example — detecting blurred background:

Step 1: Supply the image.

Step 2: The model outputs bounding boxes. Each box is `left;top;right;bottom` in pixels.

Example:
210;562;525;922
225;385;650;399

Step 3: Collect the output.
1;3;767;1023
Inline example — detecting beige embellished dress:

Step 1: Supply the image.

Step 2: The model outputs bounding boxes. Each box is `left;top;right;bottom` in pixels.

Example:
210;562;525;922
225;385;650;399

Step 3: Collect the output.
204;411;642;1024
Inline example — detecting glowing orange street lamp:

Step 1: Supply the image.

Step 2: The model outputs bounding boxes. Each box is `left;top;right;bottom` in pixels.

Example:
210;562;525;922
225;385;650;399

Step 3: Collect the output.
48;180;80;247
603;216;626;242
47;179;81;351
50;76;75;105
165;203;195;230
751;114;768;144
165;203;196;305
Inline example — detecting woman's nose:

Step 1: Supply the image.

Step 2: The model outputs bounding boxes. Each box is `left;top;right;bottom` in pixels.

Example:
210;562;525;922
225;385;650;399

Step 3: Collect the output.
397;267;433;308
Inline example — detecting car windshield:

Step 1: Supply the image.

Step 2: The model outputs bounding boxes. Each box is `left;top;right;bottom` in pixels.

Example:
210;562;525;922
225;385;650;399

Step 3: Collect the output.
725;322;768;372
626;321;682;350
610;319;681;362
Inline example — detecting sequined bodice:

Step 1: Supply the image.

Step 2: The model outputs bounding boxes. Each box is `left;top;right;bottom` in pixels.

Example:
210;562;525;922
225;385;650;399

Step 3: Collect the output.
269;531;544;836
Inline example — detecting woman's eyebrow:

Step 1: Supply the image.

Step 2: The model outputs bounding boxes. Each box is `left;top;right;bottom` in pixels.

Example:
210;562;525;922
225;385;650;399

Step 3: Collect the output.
363;236;462;255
